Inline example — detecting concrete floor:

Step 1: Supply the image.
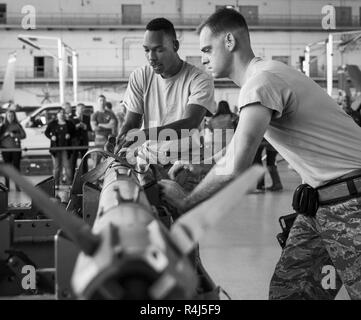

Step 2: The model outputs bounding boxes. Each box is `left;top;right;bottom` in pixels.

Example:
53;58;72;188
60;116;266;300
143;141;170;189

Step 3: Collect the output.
3;162;350;300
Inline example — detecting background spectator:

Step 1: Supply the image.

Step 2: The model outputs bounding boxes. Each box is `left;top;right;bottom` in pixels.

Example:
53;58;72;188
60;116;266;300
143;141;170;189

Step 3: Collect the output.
206;100;239;152
70;103;92;179
63;102;74;121
0;110;26;190
115;101;127;135
63;102;77;180
208;100;239;130
91;95;117;165
253;139;283;192
45;109;75;189
105;101;118;136
340;95;361;127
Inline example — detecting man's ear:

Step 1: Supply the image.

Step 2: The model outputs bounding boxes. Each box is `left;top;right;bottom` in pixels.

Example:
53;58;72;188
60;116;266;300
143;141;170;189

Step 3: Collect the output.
173;40;180;52
225;32;236;52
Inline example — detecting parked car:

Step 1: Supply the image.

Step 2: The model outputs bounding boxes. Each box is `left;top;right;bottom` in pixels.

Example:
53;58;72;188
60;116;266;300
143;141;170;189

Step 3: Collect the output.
20;102;94;157
0;104;40;122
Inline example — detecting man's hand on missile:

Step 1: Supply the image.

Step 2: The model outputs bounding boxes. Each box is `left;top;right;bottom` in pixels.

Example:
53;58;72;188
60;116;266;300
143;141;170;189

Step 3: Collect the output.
168;160;204;180
159;179;189;213
104;135;116;153
115;132;130;154
115;129;144;154
51;135;57;141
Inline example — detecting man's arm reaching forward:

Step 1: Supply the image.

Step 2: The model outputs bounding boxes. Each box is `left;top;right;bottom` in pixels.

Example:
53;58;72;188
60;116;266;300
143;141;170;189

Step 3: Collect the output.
160;103;273;212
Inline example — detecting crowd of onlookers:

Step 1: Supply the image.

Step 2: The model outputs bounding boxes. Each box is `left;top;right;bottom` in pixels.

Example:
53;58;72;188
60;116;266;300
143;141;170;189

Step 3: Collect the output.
0;96;127;190
44;95;127;189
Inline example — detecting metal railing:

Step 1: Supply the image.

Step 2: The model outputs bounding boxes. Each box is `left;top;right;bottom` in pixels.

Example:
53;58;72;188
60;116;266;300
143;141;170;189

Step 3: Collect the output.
1;12;360;28
0;66;355;81
0;65;140;80
0;145;92;153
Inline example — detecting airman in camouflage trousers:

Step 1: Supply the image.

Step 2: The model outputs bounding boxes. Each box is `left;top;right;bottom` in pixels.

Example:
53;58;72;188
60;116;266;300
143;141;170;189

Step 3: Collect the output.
270;196;361;299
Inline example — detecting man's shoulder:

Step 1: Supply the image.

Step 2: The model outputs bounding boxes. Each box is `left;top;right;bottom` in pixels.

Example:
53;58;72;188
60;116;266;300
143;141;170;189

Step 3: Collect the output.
91;110;99;118
91;110;106;121
105;110;117;118
95;110;109;116
182;61;212;80
130;65;154;79
244;65;290;90
249;59;300;82
179;62;214;94
246;69;277;85
98;110;116;121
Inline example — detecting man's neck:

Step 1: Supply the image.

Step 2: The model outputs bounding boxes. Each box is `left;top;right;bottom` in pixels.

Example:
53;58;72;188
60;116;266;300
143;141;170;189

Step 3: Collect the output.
229;51;255;87
161;58;183;79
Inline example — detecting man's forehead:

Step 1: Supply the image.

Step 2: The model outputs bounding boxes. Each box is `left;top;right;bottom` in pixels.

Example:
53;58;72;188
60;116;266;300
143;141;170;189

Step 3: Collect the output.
143;30;171;46
200;27;218;47
200;27;220;42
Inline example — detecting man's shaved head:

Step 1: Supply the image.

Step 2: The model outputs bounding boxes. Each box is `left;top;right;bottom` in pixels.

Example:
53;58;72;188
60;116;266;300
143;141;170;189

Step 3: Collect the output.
198;8;250;42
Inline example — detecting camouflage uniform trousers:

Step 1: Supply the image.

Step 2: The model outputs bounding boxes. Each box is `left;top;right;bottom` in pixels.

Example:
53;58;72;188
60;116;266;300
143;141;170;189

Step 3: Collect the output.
270;196;361;299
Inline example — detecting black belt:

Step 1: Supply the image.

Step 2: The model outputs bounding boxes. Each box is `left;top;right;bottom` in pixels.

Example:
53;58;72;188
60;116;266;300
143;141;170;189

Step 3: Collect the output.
317;169;361;205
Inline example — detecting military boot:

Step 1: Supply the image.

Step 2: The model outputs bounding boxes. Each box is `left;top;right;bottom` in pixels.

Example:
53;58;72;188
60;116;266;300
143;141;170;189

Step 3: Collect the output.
266;165;283;191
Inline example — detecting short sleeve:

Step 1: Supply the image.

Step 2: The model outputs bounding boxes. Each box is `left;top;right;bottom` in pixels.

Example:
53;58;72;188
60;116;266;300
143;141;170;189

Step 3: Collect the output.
238;71;291;119
109;111;117;122
188;72;217;114
123;69;144;115
90;111;98;122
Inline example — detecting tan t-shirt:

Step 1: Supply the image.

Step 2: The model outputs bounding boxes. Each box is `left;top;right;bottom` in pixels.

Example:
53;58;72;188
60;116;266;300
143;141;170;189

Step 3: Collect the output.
123;60;216;128
238;57;361;187
123;61;216;162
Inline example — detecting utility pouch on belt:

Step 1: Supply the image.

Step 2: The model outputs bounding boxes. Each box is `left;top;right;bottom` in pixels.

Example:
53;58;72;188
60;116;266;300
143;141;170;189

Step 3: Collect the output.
277;213;298;249
292;184;319;217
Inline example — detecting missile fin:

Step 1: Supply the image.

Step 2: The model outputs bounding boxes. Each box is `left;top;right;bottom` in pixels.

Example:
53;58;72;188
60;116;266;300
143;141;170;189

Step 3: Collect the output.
0;164;100;255
170;165;265;254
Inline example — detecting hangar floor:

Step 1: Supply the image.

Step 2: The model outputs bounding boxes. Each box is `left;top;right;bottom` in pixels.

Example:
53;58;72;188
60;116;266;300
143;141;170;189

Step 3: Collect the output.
4;161;350;300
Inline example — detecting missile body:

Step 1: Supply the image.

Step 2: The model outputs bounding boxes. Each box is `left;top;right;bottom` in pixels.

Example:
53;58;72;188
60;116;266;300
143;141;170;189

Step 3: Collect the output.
0;148;264;300
71;162;198;300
